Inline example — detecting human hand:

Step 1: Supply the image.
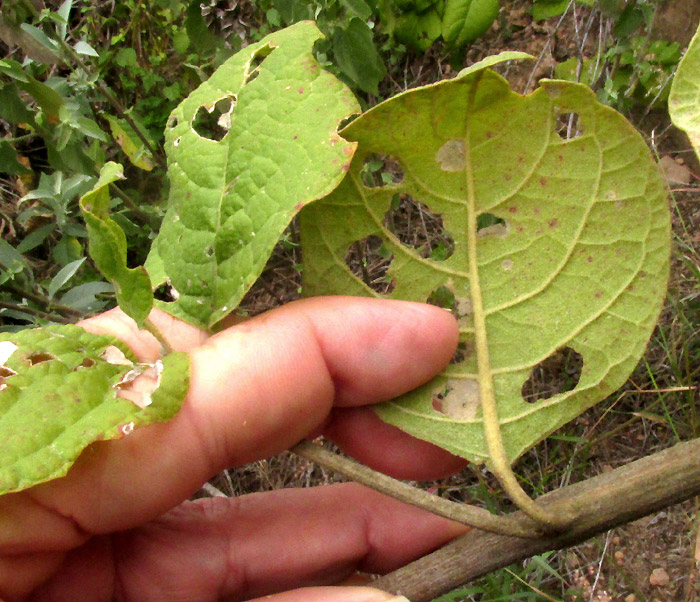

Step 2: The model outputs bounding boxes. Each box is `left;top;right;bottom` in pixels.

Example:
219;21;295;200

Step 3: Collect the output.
0;297;467;601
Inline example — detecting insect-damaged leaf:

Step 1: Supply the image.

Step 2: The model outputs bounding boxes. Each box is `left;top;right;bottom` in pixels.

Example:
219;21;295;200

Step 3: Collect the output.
300;54;670;466
80;162;153;329
0;325;189;494
669;22;700;161
147;21;360;329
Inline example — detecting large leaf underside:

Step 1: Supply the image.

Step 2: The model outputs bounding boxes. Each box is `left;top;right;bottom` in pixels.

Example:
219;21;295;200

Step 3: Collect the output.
148;21;360;329
301;56;670;466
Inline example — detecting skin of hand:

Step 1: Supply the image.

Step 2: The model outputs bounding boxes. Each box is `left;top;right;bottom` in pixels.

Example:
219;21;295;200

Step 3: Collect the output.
0;297;469;601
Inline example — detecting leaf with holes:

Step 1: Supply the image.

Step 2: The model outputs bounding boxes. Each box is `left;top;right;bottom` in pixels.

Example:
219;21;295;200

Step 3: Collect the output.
300;53;670;466
146;21;360;329
669;22;700;161
0;325;189;494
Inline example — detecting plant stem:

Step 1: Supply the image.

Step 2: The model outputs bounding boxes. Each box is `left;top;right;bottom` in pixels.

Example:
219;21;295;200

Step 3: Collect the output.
0;284;83;319
0;300;72;324
291;440;542;538
374;436;700;601
143;317;173;355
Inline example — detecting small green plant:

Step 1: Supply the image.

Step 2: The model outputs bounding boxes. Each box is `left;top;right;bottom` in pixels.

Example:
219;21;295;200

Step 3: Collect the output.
378;0;500;52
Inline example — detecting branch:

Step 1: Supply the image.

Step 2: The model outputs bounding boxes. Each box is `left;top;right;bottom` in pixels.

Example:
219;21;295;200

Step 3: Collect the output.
373;437;700;601
0;300;72;324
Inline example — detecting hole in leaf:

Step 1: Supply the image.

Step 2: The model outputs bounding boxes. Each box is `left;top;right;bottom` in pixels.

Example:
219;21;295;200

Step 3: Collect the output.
100;346;133;366
360;154;404;188
450;340;471;365
383;195;455;260
115;360;163;409
192;96;235;141
167;115;179;129
78;358;96;369
432;379;481;420
154;282;178;303
521;347;583;403
344;235;395;295
26;352;55;365
555;112;583;140
427;285;456;312
476;213;507;236
205;246;215;258
244;44;274;85
0;367;16;378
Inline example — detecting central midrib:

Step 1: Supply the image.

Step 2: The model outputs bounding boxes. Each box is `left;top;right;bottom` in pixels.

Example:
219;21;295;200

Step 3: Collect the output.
463;73;499;448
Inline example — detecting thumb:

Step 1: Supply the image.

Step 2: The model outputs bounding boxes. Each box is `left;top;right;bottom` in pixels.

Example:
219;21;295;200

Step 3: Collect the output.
249;587;410;602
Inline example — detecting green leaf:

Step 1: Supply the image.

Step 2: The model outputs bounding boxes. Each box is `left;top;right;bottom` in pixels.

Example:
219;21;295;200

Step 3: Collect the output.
185;0;221;55
60;281;114;311
73;40;99;57
16;224;55;254
79;162;153;328
332;18;387;96
340;0;374;20
48;258;85;300
56;0;72;40
147;21;360;329
300;56;670;466
105;115;155;170
669;23;700;161
19;24;59;57
16;75;65;123
0;141;31;176
532;0;569;21
0;83;36;125
443;0;499;48
0;239;28;275
394;8;443;52
0;325;189;494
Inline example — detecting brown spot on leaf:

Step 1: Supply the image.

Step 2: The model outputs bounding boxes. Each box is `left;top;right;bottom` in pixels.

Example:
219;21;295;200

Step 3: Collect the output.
548;219;558;228
508;206;518;213
540;177;548;186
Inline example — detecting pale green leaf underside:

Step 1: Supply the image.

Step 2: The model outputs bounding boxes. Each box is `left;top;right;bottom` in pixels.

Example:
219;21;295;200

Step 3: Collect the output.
0;325;189;494
148;21;360;329
301;59;670;466
669;23;700;160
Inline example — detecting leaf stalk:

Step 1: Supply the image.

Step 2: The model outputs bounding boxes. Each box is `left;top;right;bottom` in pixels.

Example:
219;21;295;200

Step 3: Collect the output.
291;440;543;538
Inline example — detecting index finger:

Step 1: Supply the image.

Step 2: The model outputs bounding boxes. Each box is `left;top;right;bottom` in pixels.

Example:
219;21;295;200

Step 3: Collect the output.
5;297;458;547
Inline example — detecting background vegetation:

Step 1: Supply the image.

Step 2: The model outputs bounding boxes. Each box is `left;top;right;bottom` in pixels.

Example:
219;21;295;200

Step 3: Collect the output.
1;0;698;600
